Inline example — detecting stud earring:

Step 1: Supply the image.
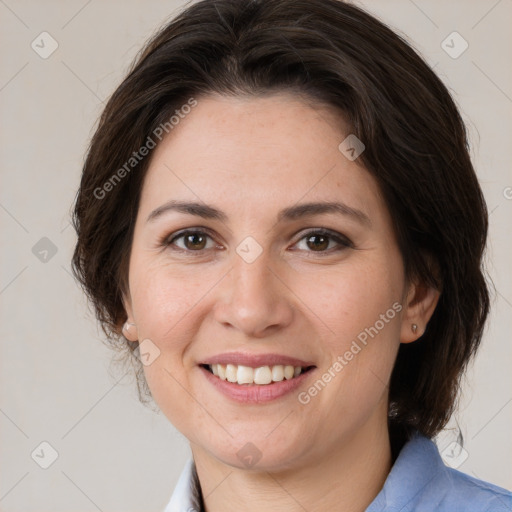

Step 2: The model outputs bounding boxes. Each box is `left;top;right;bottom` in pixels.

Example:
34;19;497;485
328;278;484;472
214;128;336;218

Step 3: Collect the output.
411;323;418;334
123;322;136;331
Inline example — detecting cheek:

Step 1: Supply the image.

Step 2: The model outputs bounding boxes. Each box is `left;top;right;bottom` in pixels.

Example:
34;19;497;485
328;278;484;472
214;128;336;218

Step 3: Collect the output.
297;253;404;344
129;254;207;340
296;252;404;403
130;259;205;430
141;361;199;439
127;258;205;408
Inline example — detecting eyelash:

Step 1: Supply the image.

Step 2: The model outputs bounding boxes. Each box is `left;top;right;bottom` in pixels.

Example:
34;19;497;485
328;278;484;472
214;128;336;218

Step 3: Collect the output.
161;228;353;256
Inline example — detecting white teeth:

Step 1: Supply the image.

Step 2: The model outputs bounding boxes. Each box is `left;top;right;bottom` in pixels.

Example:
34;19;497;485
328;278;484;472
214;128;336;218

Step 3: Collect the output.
254;366;272;385
271;365;284;381
237;365;254;384
207;363;307;385
226;364;237;382
284;365;295;380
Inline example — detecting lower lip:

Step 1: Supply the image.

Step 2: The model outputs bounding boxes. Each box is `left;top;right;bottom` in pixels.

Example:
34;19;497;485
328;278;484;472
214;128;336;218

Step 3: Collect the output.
199;366;315;403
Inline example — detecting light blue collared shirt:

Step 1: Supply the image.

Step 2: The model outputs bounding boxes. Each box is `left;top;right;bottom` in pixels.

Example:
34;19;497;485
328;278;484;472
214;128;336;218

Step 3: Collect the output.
163;432;512;511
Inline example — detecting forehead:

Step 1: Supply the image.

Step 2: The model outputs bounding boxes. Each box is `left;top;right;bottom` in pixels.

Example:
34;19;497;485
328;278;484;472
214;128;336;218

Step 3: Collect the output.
138;93;385;225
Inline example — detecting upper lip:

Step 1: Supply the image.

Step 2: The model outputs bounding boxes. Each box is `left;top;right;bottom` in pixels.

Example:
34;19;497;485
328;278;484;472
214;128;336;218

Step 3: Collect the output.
200;352;316;368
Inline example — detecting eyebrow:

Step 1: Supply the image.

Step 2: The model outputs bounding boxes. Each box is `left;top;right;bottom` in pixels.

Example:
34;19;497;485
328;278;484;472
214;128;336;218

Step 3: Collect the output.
146;200;371;227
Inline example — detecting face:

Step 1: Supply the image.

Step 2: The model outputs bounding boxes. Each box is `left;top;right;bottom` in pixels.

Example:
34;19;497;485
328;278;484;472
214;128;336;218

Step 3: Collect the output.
122;92;432;471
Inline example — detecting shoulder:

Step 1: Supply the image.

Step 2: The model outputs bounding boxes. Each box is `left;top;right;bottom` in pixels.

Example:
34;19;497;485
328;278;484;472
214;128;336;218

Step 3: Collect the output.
437;464;512;512
367;432;512;512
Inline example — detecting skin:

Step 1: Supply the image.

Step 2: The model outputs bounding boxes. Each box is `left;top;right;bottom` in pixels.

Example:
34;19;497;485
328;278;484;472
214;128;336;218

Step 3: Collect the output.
122;92;439;512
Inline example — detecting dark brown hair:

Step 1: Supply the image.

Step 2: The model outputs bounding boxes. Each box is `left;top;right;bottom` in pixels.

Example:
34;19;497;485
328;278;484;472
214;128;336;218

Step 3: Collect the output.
71;0;490;440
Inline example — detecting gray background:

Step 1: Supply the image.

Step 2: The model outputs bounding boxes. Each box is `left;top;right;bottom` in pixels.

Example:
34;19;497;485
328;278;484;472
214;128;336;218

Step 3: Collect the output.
1;0;511;511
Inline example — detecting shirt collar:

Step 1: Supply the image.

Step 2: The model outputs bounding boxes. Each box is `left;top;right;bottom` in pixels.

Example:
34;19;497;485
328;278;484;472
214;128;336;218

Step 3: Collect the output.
163;456;203;512
365;431;445;511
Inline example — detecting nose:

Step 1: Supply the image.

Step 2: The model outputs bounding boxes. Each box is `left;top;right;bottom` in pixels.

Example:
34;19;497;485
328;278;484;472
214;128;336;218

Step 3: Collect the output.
212;249;295;338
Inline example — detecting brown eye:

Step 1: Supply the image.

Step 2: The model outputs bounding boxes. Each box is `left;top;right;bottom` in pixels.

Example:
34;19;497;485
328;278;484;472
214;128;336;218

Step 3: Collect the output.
294;229;352;253
182;232;207;250
165;230;216;252
305;233;330;251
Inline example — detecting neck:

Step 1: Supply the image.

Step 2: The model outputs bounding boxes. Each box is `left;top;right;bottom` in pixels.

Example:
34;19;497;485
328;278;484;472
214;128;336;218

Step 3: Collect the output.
191;410;392;512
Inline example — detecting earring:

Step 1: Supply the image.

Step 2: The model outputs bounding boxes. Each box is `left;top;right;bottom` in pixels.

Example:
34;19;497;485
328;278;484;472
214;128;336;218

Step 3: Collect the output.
123;322;136;331
411;323;418;334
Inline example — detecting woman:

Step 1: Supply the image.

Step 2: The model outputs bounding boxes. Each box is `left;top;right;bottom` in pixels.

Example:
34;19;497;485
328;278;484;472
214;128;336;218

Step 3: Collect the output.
71;0;512;510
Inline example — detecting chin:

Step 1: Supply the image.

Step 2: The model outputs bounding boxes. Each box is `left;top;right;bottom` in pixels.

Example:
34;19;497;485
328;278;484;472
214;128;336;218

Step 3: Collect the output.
199;432;307;473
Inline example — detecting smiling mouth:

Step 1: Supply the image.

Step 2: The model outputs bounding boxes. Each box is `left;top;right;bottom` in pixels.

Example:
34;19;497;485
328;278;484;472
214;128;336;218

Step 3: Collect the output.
200;363;316;386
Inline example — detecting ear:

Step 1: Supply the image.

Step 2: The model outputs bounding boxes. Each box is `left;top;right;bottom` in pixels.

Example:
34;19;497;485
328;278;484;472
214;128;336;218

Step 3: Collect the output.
120;290;139;342
400;278;440;343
